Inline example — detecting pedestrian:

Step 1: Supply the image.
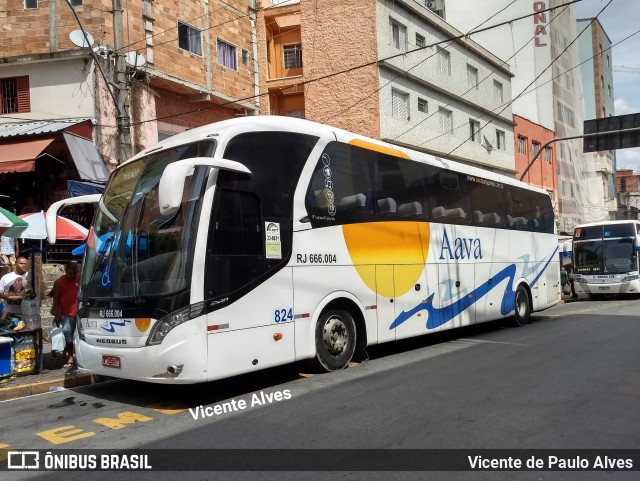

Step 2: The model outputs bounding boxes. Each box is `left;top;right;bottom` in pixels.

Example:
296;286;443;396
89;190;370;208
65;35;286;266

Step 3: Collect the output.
50;262;80;367
565;264;578;298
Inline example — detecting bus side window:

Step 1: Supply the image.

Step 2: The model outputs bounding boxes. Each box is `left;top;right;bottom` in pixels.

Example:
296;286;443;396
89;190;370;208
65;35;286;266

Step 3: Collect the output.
305;142;374;226
428;170;469;225
508;187;534;231
375;154;429;221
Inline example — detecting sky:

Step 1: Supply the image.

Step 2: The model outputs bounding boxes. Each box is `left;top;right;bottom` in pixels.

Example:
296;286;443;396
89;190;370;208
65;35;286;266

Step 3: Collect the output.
575;0;640;170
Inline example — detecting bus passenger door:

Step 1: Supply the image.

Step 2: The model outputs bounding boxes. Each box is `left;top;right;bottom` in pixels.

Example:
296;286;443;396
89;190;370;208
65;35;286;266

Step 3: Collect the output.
435;224;476;330
376;265;396;343
394;265;431;340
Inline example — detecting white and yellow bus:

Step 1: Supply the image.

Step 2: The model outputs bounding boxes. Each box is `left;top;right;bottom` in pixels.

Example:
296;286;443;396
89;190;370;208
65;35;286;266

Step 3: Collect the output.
47;116;561;383
572;220;640;298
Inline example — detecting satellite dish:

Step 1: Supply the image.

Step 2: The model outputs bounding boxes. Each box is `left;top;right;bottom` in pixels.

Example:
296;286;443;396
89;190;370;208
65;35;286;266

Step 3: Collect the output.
125;51;146;68
69;29;94;48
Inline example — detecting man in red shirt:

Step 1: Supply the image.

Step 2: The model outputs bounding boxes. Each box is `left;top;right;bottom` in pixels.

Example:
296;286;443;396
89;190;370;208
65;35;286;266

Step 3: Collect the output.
50;262;80;367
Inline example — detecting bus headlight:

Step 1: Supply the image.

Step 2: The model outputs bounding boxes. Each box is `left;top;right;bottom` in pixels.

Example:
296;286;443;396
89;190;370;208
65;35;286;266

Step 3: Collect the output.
146;307;190;346
622;275;639;282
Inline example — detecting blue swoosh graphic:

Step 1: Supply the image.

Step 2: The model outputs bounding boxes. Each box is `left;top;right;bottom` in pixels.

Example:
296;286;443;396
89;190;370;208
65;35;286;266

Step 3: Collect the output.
518;254;544;277
390;247;559;330
101;319;131;333
439;278;456;302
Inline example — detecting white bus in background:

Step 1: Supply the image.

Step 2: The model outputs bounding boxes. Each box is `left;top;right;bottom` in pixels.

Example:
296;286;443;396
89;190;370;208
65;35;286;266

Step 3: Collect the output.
572;220;640;298
47;116;561;384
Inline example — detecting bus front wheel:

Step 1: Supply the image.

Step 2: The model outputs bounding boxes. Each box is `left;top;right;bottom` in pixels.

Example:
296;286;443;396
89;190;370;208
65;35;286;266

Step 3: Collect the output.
513;285;531;327
312;309;356;372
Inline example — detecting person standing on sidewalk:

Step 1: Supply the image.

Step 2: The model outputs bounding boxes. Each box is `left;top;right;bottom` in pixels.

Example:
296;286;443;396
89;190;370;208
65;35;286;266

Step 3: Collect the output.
50;262;80;367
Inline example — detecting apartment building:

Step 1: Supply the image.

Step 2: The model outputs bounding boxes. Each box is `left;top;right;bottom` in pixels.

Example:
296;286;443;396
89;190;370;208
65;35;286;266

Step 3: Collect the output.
444;0;614;233
258;0;516;175
514;115;558;211
577;17;617;220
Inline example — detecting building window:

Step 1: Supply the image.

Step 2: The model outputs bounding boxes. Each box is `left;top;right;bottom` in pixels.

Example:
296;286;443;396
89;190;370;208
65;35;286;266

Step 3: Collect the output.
602;106;606;118
417;97;427;113
496;129;506;150
493;80;503;104
606;54;610;67
562;180;567;196
559;143;565;159
217;39;237;70
0;76;30;114
469;119;481;142
391;20;407;51
600;75;604;89
570;183;575;197
557;101;575;128
178;21;202;56
517;136;527;156
415;33;426;48
532;141;541;159
24;0;37;8
467;64;479;90
286;110;305;119
544;147;552;163
439;107;453;133
267;39;271;63
70;0;82;5
242;49;249;66
283;44;302;69
607;84;612;98
437;48;450;75
391;89;409;120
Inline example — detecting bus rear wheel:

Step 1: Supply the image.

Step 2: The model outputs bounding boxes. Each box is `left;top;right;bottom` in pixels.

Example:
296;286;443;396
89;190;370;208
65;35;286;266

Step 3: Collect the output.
312;309;356;372
513;285;531;327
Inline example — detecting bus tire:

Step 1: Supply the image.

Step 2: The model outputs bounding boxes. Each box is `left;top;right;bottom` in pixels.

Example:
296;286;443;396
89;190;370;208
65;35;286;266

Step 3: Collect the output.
513;285;531;327
311;309;356;372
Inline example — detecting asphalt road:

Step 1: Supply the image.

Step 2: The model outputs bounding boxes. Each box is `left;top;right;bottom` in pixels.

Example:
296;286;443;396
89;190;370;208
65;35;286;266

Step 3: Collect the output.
3;296;639;480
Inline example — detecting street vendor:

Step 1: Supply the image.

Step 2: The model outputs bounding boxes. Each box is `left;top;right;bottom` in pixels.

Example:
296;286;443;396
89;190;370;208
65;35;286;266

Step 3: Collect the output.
0;256;29;312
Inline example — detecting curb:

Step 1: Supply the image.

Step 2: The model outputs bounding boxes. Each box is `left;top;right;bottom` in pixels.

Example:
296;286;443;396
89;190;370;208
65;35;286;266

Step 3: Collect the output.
0;374;104;401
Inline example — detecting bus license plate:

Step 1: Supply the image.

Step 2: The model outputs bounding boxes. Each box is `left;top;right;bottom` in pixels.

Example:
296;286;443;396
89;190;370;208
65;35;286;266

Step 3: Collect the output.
102;355;121;369
598;286;610;291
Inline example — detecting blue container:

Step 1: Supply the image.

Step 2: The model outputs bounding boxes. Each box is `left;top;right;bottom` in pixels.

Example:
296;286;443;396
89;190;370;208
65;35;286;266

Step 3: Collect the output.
0;337;13;377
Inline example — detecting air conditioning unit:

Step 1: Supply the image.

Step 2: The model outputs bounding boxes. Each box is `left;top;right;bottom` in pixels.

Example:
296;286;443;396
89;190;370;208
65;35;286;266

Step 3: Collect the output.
425;0;444;12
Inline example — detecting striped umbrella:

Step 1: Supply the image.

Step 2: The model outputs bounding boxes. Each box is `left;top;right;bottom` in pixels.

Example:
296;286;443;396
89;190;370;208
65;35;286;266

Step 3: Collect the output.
0;207;28;238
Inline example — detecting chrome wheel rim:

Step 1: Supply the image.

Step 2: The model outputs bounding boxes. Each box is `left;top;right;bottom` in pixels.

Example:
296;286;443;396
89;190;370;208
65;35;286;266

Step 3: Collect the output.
322;316;348;355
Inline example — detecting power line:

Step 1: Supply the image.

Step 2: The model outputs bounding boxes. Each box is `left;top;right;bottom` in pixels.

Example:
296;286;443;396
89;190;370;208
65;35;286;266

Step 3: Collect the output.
414;28;639;150
131;0;584;126
444;0;614;157
319;0;521;125
388;1;568;145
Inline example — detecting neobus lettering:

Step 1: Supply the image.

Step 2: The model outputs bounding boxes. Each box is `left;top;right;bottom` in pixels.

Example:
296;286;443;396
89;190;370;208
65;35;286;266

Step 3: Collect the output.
439;228;483;260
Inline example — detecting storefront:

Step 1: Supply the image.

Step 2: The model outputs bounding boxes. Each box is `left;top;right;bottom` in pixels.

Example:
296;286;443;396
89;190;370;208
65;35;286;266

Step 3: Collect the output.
0;119;108;263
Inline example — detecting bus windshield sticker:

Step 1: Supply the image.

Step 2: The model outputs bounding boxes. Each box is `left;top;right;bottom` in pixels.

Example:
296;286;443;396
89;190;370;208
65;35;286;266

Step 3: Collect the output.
265;222;282;259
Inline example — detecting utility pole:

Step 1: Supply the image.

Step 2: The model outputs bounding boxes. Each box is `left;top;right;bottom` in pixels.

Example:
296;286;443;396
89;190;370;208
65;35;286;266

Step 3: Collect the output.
112;0;132;164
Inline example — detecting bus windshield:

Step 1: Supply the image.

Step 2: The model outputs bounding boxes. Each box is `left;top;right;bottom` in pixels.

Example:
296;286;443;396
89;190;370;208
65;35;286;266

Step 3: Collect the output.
574;225;638;275
81;141;215;299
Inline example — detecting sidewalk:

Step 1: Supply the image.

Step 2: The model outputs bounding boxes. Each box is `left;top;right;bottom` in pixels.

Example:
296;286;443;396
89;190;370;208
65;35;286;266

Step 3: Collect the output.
0;337;104;401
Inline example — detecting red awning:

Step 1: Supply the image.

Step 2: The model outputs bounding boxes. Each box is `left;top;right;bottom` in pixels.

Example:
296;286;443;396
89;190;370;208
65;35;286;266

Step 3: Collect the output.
0;137;55;173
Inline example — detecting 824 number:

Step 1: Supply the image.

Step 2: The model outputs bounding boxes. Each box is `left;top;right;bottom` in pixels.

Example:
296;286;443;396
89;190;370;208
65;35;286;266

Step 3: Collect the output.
274;308;293;323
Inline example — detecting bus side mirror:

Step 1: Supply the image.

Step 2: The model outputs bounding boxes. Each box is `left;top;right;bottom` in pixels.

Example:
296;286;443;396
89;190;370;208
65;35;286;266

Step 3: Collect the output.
158;157;251;216
46;194;101;244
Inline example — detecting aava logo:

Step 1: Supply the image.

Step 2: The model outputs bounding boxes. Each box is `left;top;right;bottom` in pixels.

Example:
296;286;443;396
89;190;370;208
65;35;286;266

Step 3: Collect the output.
439;228;483;260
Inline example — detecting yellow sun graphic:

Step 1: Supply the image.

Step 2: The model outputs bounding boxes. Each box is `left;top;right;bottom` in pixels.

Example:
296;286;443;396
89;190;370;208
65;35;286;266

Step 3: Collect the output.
342;222;429;298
